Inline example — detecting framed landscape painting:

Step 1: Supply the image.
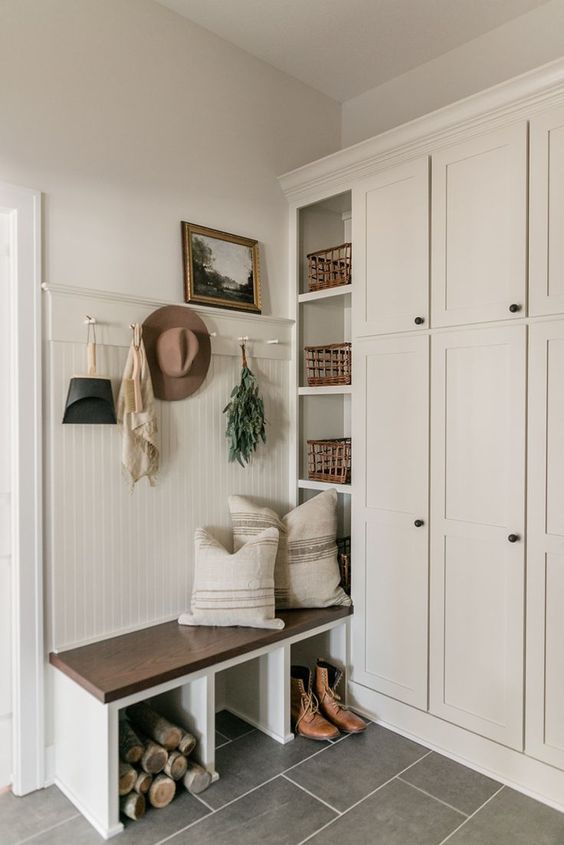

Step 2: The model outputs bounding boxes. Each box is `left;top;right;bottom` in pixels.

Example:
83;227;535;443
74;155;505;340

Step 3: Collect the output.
182;222;261;313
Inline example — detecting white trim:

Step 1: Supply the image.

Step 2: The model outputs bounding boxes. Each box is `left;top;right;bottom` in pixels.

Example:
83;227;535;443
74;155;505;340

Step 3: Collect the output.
349;681;564;815
279;57;564;205
0;182;44;794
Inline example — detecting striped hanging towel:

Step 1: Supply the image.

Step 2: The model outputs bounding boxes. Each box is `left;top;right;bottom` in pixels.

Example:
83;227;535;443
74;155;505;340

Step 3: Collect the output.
117;324;159;489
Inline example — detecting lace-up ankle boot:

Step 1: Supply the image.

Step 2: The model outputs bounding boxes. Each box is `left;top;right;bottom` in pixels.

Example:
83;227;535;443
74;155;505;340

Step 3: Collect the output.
291;665;340;741
315;659;367;734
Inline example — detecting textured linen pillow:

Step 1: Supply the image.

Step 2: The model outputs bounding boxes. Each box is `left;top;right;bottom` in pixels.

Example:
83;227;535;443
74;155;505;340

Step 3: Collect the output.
178;526;284;630
229;489;351;609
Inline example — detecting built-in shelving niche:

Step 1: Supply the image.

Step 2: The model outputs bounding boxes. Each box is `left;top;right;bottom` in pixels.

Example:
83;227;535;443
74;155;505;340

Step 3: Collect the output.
297;190;352;541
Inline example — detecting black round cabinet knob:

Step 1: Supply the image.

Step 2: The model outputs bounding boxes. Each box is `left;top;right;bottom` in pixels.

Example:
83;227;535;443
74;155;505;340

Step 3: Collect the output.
507;534;520;543
414;316;425;325
414;519;425;528
509;304;522;313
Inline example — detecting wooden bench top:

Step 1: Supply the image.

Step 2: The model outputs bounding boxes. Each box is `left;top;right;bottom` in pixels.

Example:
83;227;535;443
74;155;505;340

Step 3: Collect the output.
49;606;353;704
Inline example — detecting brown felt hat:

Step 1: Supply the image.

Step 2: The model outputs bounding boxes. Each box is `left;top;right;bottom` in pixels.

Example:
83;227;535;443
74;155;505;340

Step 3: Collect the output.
143;305;211;401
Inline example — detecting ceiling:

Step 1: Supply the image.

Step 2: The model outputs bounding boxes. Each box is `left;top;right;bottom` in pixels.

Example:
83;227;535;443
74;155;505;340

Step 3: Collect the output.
155;0;549;102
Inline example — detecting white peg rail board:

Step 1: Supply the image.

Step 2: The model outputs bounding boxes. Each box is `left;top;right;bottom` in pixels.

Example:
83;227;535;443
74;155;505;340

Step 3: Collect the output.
43;285;293;652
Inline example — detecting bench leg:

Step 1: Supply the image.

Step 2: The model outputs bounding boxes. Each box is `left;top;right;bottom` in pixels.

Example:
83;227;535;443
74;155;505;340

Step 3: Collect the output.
222;644;292;744
52;670;122;839
153;674;218;782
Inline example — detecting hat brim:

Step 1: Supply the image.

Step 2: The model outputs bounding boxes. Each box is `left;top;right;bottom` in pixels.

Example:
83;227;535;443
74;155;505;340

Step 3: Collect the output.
143;305;211;401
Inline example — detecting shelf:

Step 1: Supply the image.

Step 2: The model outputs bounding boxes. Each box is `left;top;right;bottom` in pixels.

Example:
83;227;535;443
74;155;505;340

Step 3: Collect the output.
298;385;352;396
298;286;352;304
298;479;352;495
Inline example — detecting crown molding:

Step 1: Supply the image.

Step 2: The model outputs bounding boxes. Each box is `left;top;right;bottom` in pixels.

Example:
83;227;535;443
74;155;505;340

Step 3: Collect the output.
279;57;564;205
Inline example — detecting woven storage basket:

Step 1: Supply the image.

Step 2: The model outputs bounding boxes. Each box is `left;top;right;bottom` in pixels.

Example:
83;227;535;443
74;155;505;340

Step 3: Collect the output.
307;438;351;484
337;536;351;595
305;342;351;386
307;243;352;291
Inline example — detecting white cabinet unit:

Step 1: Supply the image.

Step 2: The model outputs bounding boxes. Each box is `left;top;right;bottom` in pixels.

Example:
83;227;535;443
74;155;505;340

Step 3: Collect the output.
429;325;526;749
431;124;527;328
527;320;564;769
351;335;429;709
352;158;429;337
530;106;564;317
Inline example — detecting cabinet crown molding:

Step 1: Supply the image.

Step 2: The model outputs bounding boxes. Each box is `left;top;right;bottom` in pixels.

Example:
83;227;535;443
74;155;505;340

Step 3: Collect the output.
279;57;564;205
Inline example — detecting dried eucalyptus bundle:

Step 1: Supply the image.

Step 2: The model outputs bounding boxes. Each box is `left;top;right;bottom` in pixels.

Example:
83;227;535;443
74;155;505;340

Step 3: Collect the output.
223;344;266;466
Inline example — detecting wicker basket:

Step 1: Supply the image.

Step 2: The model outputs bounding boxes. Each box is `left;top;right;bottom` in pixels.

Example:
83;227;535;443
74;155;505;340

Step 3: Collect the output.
307;438;351;484
305;342;351;386
307;243;352;291
337;536;351;595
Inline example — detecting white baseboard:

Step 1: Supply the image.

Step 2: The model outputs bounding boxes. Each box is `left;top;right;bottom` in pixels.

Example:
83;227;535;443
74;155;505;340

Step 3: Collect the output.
54;777;123;840
349;680;564;815
222;706;294;746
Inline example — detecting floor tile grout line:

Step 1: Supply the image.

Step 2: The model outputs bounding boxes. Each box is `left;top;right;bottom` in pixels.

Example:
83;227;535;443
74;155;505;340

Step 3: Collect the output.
436;785;506;845
15;813;81;845
152;734;357;845
192;792;215;813
295;749;434;845
282;774;343;817
396;776;468;818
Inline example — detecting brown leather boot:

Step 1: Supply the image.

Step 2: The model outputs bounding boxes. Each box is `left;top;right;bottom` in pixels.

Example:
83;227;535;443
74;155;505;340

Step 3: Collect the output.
315;659;367;734
291;666;340;741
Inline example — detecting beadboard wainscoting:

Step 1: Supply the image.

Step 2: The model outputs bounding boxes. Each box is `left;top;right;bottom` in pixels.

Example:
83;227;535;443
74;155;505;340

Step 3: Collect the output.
43;286;293;653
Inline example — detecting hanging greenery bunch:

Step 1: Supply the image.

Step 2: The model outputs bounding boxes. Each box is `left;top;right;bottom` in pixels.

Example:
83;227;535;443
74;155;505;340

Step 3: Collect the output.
223;343;266;466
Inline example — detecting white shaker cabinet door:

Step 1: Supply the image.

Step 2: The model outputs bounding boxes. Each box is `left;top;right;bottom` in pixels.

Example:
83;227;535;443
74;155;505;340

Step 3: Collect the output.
530;106;564;317
431;124;527;328
351;335;429;709
352;157;429;336
429;325;526;749
527;320;564;769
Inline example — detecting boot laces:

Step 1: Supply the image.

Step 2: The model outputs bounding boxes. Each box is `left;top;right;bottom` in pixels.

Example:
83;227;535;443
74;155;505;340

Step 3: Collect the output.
296;689;320;729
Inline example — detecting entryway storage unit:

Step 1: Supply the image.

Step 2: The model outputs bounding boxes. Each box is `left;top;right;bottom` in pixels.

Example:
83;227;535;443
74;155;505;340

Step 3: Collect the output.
280;63;564;812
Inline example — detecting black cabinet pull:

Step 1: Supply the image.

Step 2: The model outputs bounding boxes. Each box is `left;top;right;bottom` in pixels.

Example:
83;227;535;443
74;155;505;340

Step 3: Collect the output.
507;533;520;543
414;316;425;325
414;519;424;528
509;304;521;313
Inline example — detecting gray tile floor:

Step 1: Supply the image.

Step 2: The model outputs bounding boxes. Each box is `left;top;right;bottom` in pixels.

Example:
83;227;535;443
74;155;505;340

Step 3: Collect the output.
3;711;564;845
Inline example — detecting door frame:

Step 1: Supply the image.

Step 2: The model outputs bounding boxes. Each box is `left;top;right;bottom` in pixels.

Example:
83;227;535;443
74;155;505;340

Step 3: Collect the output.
0;182;43;795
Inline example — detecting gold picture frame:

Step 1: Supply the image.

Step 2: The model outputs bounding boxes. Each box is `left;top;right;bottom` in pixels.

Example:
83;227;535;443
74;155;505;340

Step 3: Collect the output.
182;222;261;314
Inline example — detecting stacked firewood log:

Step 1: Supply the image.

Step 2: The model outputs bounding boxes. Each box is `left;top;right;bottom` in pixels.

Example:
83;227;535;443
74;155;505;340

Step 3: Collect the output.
118;701;212;821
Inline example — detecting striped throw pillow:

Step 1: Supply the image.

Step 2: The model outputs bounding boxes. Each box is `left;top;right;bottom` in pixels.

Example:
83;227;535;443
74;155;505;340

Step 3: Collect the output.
178;526;284;630
229;489;351;610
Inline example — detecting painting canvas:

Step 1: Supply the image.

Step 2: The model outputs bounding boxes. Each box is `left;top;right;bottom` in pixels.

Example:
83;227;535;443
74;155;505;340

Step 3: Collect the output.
182;222;261;313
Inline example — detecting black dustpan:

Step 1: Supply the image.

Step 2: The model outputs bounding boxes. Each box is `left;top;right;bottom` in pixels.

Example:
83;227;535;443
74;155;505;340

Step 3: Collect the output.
62;320;116;424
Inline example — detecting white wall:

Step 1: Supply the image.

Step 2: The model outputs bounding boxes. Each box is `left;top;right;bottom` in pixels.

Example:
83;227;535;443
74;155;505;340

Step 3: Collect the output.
342;0;564;146
0;0;341;319
0;212;12;788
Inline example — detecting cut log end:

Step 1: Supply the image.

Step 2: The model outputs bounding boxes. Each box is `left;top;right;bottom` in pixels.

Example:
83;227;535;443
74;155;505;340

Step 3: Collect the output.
119;719;144;765
119;762;137;796
133;770;153;795
120;791;146;821
164;750;188;782
183;761;212;795
178;731;197;756
140;739;168;774
148;773;176;809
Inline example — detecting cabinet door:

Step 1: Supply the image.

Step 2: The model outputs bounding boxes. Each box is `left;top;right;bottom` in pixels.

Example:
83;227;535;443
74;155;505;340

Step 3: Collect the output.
530;107;564;316
352;157;429;337
431;124;527;328
429;325;526;749
527;321;564;769
351;335;429;709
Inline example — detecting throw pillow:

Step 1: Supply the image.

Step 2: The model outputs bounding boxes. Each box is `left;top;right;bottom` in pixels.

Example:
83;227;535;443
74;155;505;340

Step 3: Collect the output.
178;526;284;630
229;489;351;609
